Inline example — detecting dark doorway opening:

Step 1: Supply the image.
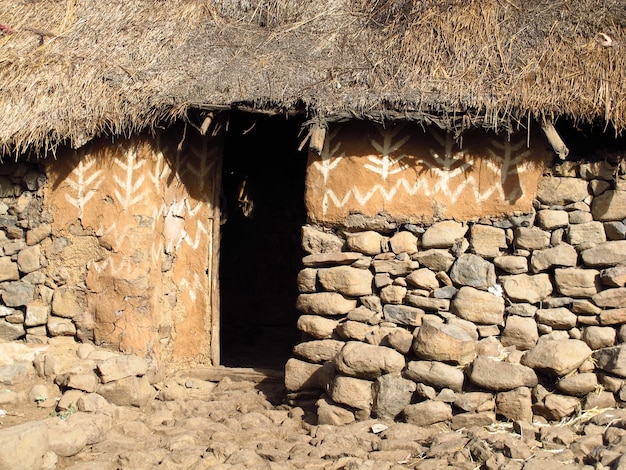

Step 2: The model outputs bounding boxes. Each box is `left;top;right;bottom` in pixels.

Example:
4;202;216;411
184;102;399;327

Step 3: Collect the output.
219;112;307;369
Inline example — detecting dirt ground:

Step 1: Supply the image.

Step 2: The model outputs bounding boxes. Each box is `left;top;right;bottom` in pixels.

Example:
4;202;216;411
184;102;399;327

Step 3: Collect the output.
2;340;626;470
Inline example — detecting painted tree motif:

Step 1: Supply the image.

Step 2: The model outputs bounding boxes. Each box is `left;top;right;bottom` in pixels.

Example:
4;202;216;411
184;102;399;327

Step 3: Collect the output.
424;128;474;203
485;138;533;200
187;139;217;193
313;128;344;183
113;144;147;209
364;125;410;180
64;155;104;220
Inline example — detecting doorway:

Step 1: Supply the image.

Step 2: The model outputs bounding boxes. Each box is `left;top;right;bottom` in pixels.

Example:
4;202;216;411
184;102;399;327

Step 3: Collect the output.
219;112;307;369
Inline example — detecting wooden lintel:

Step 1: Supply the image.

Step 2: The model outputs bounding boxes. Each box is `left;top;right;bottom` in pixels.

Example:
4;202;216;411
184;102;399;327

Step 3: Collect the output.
541;120;569;160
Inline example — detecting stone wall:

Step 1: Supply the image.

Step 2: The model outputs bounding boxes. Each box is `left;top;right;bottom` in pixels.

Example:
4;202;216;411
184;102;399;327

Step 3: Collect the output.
0;161;53;343
288;156;626;425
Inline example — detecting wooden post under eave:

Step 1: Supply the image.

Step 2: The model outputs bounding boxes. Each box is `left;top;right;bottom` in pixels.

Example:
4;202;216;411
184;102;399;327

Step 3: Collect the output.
541;120;569;160
209;131;224;366
309;125;326;155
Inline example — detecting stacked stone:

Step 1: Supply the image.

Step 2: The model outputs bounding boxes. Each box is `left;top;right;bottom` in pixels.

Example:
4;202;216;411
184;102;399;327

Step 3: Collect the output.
0;163;65;343
288;160;626;425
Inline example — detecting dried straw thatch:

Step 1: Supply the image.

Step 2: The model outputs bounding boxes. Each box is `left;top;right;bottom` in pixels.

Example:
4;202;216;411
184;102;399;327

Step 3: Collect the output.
1;0;625;157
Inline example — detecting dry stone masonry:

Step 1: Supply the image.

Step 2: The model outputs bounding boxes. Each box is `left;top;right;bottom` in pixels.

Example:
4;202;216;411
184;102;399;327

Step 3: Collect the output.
0;162;55;345
288;157;626;426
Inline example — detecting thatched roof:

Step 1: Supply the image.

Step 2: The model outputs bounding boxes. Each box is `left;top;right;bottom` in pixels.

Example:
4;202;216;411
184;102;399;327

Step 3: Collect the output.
1;0;625;157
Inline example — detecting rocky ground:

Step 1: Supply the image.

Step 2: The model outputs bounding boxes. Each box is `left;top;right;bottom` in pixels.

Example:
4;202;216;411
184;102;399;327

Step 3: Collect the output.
2;339;626;470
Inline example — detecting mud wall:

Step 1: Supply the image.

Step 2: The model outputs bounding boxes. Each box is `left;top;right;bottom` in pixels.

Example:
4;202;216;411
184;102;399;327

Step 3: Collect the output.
0;127;221;365
305;122;549;224
289;125;626;425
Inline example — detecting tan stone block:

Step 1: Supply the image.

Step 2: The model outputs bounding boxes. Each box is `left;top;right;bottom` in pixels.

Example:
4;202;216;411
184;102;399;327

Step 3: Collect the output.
493;255;528;274
296;315;338;339
413;320;477;365
536;177;589;205
567;221;606;247
331;375;373;410
470;224;507;258
296;292;357;315
389;231;418;255
345;231;385;255
0;256;19;282
591;190;626;221
422;221;468;248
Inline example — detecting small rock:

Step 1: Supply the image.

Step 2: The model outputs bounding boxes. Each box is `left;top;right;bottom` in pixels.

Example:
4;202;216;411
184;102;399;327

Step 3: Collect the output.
535;307;577;329
292;339;344;363
297;315;338;338
567;221;607;247
553;268;600;297
599;265;626;287
501;273;553;304
469;356;538;391
296;292;357;316
404;360;465;392
493;256;528;274
581;240;626;267
538;394;580;421
318;266;373;296
96;376;155;407
530;244;577;272
0;421;48;470
604;221;626;240
599;308;626;325
501;316;539;350
372;374;416;420
536;177;589;205
389;231;418;255
316;398;355;425
521;339;592;376
97;354;149;383
556;373;598;396
414;249;455;272
345;231;385;255
536;210;569;230
421;221;468;248
451;286;504;325
582;326;616;350
382;304;424;327
297;268;317;293
379;285;406;304
47;317;76;337
284;358;326;391
592;287;626;308
413;319;477;365
301;226;343;254
593;344;626;378
335;342;405;379
331;375;373;411
591;189;626;221
403;400;452;426
449;254;496;290
406;268;440;291
496;387;532;421
51;287;85;319
405;294;450;311
470;225;507;258
514;227;550;251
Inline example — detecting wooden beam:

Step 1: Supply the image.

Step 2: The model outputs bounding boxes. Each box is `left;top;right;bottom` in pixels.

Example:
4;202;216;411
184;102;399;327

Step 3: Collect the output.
541;120;569;160
309;125;326;155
